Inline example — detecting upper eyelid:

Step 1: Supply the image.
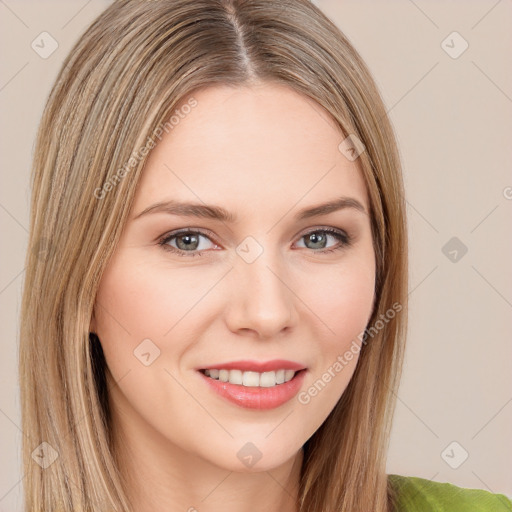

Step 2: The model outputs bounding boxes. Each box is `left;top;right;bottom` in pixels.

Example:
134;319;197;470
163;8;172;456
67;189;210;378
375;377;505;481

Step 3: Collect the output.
161;227;219;245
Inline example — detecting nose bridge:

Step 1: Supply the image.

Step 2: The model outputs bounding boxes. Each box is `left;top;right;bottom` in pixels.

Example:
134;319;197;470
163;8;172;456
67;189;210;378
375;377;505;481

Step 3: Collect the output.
227;237;295;336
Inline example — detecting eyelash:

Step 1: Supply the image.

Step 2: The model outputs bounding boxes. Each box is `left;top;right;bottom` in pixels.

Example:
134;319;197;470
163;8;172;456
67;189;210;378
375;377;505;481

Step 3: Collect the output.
157;227;352;258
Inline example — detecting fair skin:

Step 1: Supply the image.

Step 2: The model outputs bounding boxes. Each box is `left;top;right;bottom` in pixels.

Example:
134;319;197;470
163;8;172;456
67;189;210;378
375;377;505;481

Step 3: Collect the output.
91;82;376;512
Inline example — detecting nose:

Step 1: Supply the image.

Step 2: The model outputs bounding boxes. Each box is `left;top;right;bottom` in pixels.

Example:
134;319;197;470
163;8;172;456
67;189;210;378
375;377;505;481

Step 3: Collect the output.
224;249;298;339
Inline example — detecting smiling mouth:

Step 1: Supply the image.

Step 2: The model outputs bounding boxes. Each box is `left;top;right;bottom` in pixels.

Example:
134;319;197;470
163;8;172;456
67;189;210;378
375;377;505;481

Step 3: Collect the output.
198;368;305;388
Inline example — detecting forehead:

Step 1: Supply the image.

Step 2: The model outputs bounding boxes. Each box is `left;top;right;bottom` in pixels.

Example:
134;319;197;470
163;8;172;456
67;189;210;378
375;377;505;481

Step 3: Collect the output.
132;83;369;216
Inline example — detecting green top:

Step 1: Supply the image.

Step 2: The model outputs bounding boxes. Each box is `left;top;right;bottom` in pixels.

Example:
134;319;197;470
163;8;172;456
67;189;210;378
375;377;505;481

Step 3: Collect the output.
388;474;512;511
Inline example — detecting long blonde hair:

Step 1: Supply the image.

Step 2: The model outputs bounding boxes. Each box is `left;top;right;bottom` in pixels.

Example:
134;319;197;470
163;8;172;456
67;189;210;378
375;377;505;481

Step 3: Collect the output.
19;1;408;510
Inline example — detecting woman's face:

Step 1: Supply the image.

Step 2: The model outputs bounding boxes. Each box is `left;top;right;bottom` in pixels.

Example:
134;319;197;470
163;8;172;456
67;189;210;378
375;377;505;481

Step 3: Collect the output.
91;83;376;473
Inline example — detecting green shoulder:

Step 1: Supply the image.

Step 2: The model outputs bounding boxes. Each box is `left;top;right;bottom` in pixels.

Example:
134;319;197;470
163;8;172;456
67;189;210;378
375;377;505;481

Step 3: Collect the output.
388;474;512;512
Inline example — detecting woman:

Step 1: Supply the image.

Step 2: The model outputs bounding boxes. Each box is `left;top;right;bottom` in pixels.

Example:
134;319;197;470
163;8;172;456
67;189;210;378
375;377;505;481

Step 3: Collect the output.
19;0;511;511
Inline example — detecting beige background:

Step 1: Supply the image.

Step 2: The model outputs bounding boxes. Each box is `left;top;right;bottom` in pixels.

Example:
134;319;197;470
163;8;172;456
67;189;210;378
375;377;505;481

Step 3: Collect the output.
1;0;511;509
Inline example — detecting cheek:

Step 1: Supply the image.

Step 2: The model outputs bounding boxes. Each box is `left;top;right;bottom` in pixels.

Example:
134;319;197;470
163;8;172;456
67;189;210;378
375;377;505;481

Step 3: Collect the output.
93;254;174;377
92;255;204;430
305;252;376;347
331;268;374;342
296;252;375;413
94;254;200;350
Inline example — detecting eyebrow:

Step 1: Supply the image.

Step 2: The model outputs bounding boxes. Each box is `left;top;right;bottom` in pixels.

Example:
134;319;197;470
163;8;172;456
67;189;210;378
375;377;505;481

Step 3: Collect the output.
133;196;367;223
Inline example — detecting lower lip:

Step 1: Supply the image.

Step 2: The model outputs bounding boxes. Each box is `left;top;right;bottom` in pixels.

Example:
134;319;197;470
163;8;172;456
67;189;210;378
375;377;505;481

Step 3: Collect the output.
198;370;307;410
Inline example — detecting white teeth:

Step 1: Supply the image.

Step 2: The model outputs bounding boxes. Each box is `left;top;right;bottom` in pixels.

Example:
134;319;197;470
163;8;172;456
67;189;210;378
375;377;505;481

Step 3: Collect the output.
229;369;243;385
284;369;295;381
243;371;260;387
203;368;298;387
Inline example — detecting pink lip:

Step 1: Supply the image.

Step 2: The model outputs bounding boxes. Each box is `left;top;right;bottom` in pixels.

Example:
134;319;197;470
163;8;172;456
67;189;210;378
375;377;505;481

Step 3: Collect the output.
198;359;306;372
198;368;307;410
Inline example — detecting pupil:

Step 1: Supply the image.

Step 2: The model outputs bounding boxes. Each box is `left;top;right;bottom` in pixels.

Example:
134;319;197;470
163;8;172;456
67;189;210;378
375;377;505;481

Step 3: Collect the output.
308;233;325;249
177;234;198;250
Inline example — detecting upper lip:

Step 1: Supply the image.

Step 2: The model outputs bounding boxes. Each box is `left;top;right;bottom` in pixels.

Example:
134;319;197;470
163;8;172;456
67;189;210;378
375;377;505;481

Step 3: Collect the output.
198;359;306;372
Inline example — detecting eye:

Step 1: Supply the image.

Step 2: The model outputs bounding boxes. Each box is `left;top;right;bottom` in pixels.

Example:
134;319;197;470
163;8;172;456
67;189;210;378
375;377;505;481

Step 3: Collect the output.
295;228;352;253
158;229;217;257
